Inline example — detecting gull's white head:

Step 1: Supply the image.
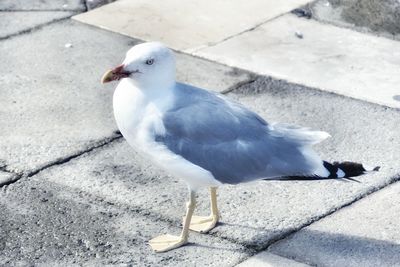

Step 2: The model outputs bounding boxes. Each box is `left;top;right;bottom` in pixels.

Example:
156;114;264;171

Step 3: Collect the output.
101;42;175;89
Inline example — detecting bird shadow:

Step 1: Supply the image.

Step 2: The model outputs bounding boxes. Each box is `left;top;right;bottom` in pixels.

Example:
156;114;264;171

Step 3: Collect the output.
269;229;400;266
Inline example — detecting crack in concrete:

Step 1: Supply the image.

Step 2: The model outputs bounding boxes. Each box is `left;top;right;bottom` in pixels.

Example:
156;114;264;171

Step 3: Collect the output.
230;175;400;266
190;12;288;54
232;74;400;112
0;15;76;41
0;165;10;173
248;174;400;252
221;76;257;95
0;174;23;187
0;133;122;188
26;134;122;178
0;161;23;175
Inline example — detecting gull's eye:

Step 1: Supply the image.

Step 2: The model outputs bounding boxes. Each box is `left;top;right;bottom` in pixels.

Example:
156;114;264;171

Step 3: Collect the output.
145;59;154;65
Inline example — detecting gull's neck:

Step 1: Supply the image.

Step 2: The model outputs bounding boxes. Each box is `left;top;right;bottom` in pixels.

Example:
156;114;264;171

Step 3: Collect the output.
127;78;175;97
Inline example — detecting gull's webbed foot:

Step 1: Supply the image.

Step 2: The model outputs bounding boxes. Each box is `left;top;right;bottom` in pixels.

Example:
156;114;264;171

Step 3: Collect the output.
148;234;187;253
187;215;218;233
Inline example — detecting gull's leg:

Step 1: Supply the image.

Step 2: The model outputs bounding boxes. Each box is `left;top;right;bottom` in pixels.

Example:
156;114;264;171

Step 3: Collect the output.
149;190;196;253
188;187;219;233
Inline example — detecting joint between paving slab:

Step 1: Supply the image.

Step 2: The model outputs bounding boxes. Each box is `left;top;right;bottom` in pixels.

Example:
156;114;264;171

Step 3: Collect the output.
234;250;316;267
0;15;75;41
26;133;122;178
246;173;400;254
188;43;400;110
220;76;258;94
0;164;22;175
189;12;288;54
180;46;400;112
230;73;400;112
0;133;122;188
0;174;23;187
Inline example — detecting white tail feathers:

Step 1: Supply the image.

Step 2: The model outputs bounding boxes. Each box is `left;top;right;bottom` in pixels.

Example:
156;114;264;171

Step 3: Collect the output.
271;123;331;146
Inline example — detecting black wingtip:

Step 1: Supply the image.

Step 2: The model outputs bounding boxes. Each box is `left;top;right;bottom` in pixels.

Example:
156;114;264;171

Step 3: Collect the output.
331;161;366;178
331;161;380;178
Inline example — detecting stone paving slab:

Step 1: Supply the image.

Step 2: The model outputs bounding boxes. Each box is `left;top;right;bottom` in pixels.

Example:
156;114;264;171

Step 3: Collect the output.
269;181;400;267
0;20;249;174
0;0;84;11
237;251;310;267
310;0;400;40
86;0;116;11
195;14;400;109
0;171;17;186
0;0;85;11
0;11;74;39
12;75;400;254
72;0;312;51
0;172;250;266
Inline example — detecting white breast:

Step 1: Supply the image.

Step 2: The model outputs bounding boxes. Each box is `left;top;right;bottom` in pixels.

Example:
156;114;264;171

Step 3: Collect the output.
112;80;221;190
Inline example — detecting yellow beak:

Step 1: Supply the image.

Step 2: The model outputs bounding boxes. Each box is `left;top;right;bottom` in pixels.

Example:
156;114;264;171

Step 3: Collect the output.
101;64;128;84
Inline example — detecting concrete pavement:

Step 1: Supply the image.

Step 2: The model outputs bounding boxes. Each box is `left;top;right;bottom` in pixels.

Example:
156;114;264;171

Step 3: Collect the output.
0;19;250;175
73;0;311;51
0;0;85;11
1;0;400;266
270;181;400;267
196;14;400;109
76;0;400;109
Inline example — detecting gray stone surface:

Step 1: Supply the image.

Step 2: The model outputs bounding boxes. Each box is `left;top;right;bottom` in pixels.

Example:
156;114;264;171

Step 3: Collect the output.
269;181;400;267
4;74;398;259
310;0;400;40
0;171;17;186
0;20;250;174
0;167;250;266
86;0;116;10
237;251;310;267
0;11;73;39
1;5;399;265
195;14;400;109
73;0;312;51
176;54;251;94
115;75;400;249
0;0;85;11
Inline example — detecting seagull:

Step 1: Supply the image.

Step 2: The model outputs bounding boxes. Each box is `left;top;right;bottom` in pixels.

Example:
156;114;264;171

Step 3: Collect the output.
101;42;378;253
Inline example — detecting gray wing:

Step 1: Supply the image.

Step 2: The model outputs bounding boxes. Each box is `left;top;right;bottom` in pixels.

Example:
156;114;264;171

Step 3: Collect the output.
156;84;324;184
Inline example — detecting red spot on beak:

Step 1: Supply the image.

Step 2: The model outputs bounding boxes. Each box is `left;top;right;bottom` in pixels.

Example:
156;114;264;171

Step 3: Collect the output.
101;64;131;84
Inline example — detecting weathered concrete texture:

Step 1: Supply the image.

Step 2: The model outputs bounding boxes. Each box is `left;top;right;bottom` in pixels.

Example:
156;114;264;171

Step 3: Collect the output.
0;171;17;186
0;0;84;11
0;171;250;266
73;0;312;51
0;20;249;174
195;14;400;109
176;54;252;94
0;11;74;39
86;0;116;10
8;75;400;254
270;181;400;267
310;0;400;39
237;251;310;267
